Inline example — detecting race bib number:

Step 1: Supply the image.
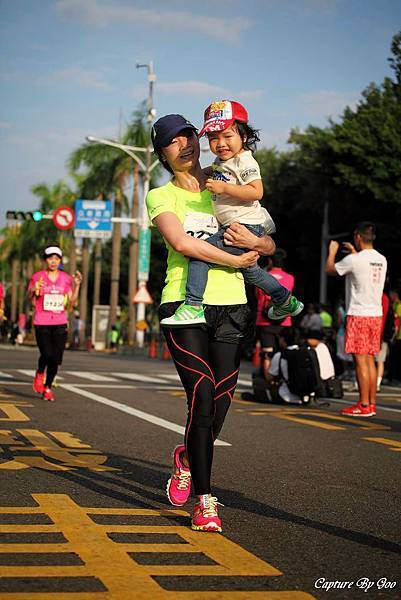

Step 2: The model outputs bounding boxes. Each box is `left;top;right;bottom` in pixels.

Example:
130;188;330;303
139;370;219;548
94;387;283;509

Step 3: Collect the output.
43;293;65;312
183;212;218;241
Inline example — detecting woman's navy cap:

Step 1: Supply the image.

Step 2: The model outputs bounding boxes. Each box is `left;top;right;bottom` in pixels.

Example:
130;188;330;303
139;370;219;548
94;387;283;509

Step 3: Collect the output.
151;115;197;152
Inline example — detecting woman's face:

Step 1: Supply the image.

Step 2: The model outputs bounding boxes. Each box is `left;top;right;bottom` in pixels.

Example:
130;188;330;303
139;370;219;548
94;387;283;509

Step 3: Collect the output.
161;129;200;173
45;255;61;271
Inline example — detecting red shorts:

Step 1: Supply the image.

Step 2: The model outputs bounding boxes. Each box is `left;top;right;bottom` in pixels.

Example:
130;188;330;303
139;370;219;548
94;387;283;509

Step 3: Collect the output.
345;315;382;355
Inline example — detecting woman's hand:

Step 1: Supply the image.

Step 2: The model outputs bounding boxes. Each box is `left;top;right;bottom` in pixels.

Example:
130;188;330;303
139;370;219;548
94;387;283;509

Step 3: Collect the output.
224;223;276;256
34;277;44;297
235;250;259;268
73;270;83;286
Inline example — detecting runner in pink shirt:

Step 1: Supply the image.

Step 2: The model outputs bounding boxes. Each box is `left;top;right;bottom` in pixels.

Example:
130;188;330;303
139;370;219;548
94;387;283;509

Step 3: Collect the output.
28;246;82;401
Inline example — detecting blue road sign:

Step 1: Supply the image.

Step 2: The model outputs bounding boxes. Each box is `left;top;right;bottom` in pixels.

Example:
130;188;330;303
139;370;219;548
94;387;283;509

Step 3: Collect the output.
74;199;113;239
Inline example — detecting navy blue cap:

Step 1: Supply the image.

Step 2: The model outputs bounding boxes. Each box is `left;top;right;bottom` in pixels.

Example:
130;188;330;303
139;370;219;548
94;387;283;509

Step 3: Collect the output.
151;114;197;152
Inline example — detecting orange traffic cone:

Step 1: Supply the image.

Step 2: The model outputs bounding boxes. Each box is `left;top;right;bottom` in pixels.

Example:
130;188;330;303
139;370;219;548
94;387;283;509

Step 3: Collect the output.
251;341;261;368
162;342;171;361
148;337;158;359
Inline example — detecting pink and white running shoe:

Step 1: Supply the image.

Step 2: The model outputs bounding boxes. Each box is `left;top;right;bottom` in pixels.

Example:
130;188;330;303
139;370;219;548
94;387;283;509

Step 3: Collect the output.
42;386;55;402
192;495;222;533
166;445;191;506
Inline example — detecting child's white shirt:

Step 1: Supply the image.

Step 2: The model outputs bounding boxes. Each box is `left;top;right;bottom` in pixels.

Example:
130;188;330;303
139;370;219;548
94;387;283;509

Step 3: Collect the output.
211;150;268;226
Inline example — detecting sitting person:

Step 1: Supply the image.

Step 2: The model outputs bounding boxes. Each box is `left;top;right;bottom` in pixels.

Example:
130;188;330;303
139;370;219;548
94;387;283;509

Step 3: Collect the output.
249;329;337;404
266;330;304;404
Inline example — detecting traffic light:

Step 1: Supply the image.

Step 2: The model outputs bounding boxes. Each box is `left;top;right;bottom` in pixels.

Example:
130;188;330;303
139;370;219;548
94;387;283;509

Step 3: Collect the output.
6;210;43;222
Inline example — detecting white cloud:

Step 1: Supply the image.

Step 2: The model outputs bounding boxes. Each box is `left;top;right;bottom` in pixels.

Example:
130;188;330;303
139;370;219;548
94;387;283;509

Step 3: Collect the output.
0;122;13;130
42;66;113;91
155;80;264;101
300;90;359;120
157;81;228;96
55;0;250;42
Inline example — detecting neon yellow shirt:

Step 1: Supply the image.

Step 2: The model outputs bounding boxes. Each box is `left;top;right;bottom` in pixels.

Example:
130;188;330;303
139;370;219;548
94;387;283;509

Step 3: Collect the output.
146;181;246;305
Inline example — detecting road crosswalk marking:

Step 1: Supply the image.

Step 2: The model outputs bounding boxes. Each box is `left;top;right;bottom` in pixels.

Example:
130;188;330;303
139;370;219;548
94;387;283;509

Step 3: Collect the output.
65;371;119;382
0;371;13;379
18;369;65;380
112;372;175;384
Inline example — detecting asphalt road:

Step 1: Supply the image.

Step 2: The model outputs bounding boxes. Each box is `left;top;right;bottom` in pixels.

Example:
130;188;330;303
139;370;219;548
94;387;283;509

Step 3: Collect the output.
0;344;400;599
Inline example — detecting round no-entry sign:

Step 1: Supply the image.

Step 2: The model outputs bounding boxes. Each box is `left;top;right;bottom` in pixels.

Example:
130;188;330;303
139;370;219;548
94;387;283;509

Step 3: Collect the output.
53;206;75;230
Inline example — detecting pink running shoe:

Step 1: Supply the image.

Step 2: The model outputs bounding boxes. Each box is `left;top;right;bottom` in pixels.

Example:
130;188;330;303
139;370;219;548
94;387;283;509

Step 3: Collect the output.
166;445;191;506
192;495;222;532
42;386;55;402
33;370;45;394
341;402;374;417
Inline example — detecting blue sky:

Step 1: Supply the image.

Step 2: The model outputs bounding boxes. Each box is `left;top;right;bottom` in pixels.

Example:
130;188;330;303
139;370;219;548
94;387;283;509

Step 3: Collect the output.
1;0;400;225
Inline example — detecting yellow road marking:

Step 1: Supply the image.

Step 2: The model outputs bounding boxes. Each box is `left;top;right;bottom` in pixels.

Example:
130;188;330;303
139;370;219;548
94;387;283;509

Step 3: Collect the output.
0;403;31;422
235;407;391;431
363;437;401;452
0;429;117;472
0;494;315;599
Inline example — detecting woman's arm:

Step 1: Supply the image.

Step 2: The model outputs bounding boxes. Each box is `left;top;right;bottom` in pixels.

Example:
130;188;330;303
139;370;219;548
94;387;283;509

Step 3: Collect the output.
68;271;82;307
153;212;259;268
223;223;276;256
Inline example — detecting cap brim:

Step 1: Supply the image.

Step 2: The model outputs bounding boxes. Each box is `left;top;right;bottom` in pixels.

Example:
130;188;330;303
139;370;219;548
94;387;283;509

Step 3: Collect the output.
156;124;198;150
198;119;235;137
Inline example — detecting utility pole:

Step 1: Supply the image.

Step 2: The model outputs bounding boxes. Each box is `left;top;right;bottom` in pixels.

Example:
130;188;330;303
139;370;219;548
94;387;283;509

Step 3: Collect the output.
319;197;349;304
135;61;156;347
86;62;158;348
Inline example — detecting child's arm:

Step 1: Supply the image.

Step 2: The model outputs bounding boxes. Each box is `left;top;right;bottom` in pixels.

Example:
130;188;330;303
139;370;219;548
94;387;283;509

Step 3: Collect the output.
206;178;263;202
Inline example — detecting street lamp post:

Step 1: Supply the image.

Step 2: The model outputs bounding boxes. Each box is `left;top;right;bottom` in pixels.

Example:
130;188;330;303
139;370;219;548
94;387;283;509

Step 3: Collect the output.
86;63;158;347
319;199;349;304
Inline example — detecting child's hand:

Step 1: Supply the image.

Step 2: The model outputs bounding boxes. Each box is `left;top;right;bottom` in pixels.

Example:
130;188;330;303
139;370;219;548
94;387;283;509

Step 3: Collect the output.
206;178;226;195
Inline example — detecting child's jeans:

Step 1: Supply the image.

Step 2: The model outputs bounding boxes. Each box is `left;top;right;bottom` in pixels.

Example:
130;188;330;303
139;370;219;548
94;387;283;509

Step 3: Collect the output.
186;224;290;306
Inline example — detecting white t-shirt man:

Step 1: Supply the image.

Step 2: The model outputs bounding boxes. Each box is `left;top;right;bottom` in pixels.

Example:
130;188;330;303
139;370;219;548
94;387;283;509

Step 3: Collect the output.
334;249;387;316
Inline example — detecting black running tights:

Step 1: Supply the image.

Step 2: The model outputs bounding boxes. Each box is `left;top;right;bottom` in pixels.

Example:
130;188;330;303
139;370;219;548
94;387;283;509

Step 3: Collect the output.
164;326;241;495
35;325;68;388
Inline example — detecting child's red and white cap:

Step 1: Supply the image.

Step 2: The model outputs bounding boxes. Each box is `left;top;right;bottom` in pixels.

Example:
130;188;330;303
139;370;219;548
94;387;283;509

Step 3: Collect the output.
198;100;248;137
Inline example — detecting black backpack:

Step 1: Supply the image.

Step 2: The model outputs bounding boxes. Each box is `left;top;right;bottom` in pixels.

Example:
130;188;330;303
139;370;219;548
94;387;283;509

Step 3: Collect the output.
279;347;322;399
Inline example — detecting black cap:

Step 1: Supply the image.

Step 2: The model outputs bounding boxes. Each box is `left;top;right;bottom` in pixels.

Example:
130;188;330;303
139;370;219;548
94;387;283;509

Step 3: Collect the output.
151;114;197;152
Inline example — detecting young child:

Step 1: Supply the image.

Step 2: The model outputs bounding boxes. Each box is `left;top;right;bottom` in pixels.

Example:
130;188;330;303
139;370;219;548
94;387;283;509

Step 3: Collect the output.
161;100;303;327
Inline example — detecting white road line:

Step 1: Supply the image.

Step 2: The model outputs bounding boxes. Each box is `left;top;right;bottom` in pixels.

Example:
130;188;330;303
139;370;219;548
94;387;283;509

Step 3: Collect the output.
65;371;119;382
60;384;230;446
0;371;13;378
159;374;181;381
17;369;65;380
112;372;170;384
237;378;252;387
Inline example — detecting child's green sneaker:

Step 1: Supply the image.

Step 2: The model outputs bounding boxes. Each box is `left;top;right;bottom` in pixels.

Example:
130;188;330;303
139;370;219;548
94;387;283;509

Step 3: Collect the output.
161;303;206;327
267;296;304;320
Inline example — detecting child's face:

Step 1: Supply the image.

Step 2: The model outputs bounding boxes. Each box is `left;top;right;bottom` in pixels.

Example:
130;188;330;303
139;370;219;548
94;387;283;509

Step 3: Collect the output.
207;125;245;160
